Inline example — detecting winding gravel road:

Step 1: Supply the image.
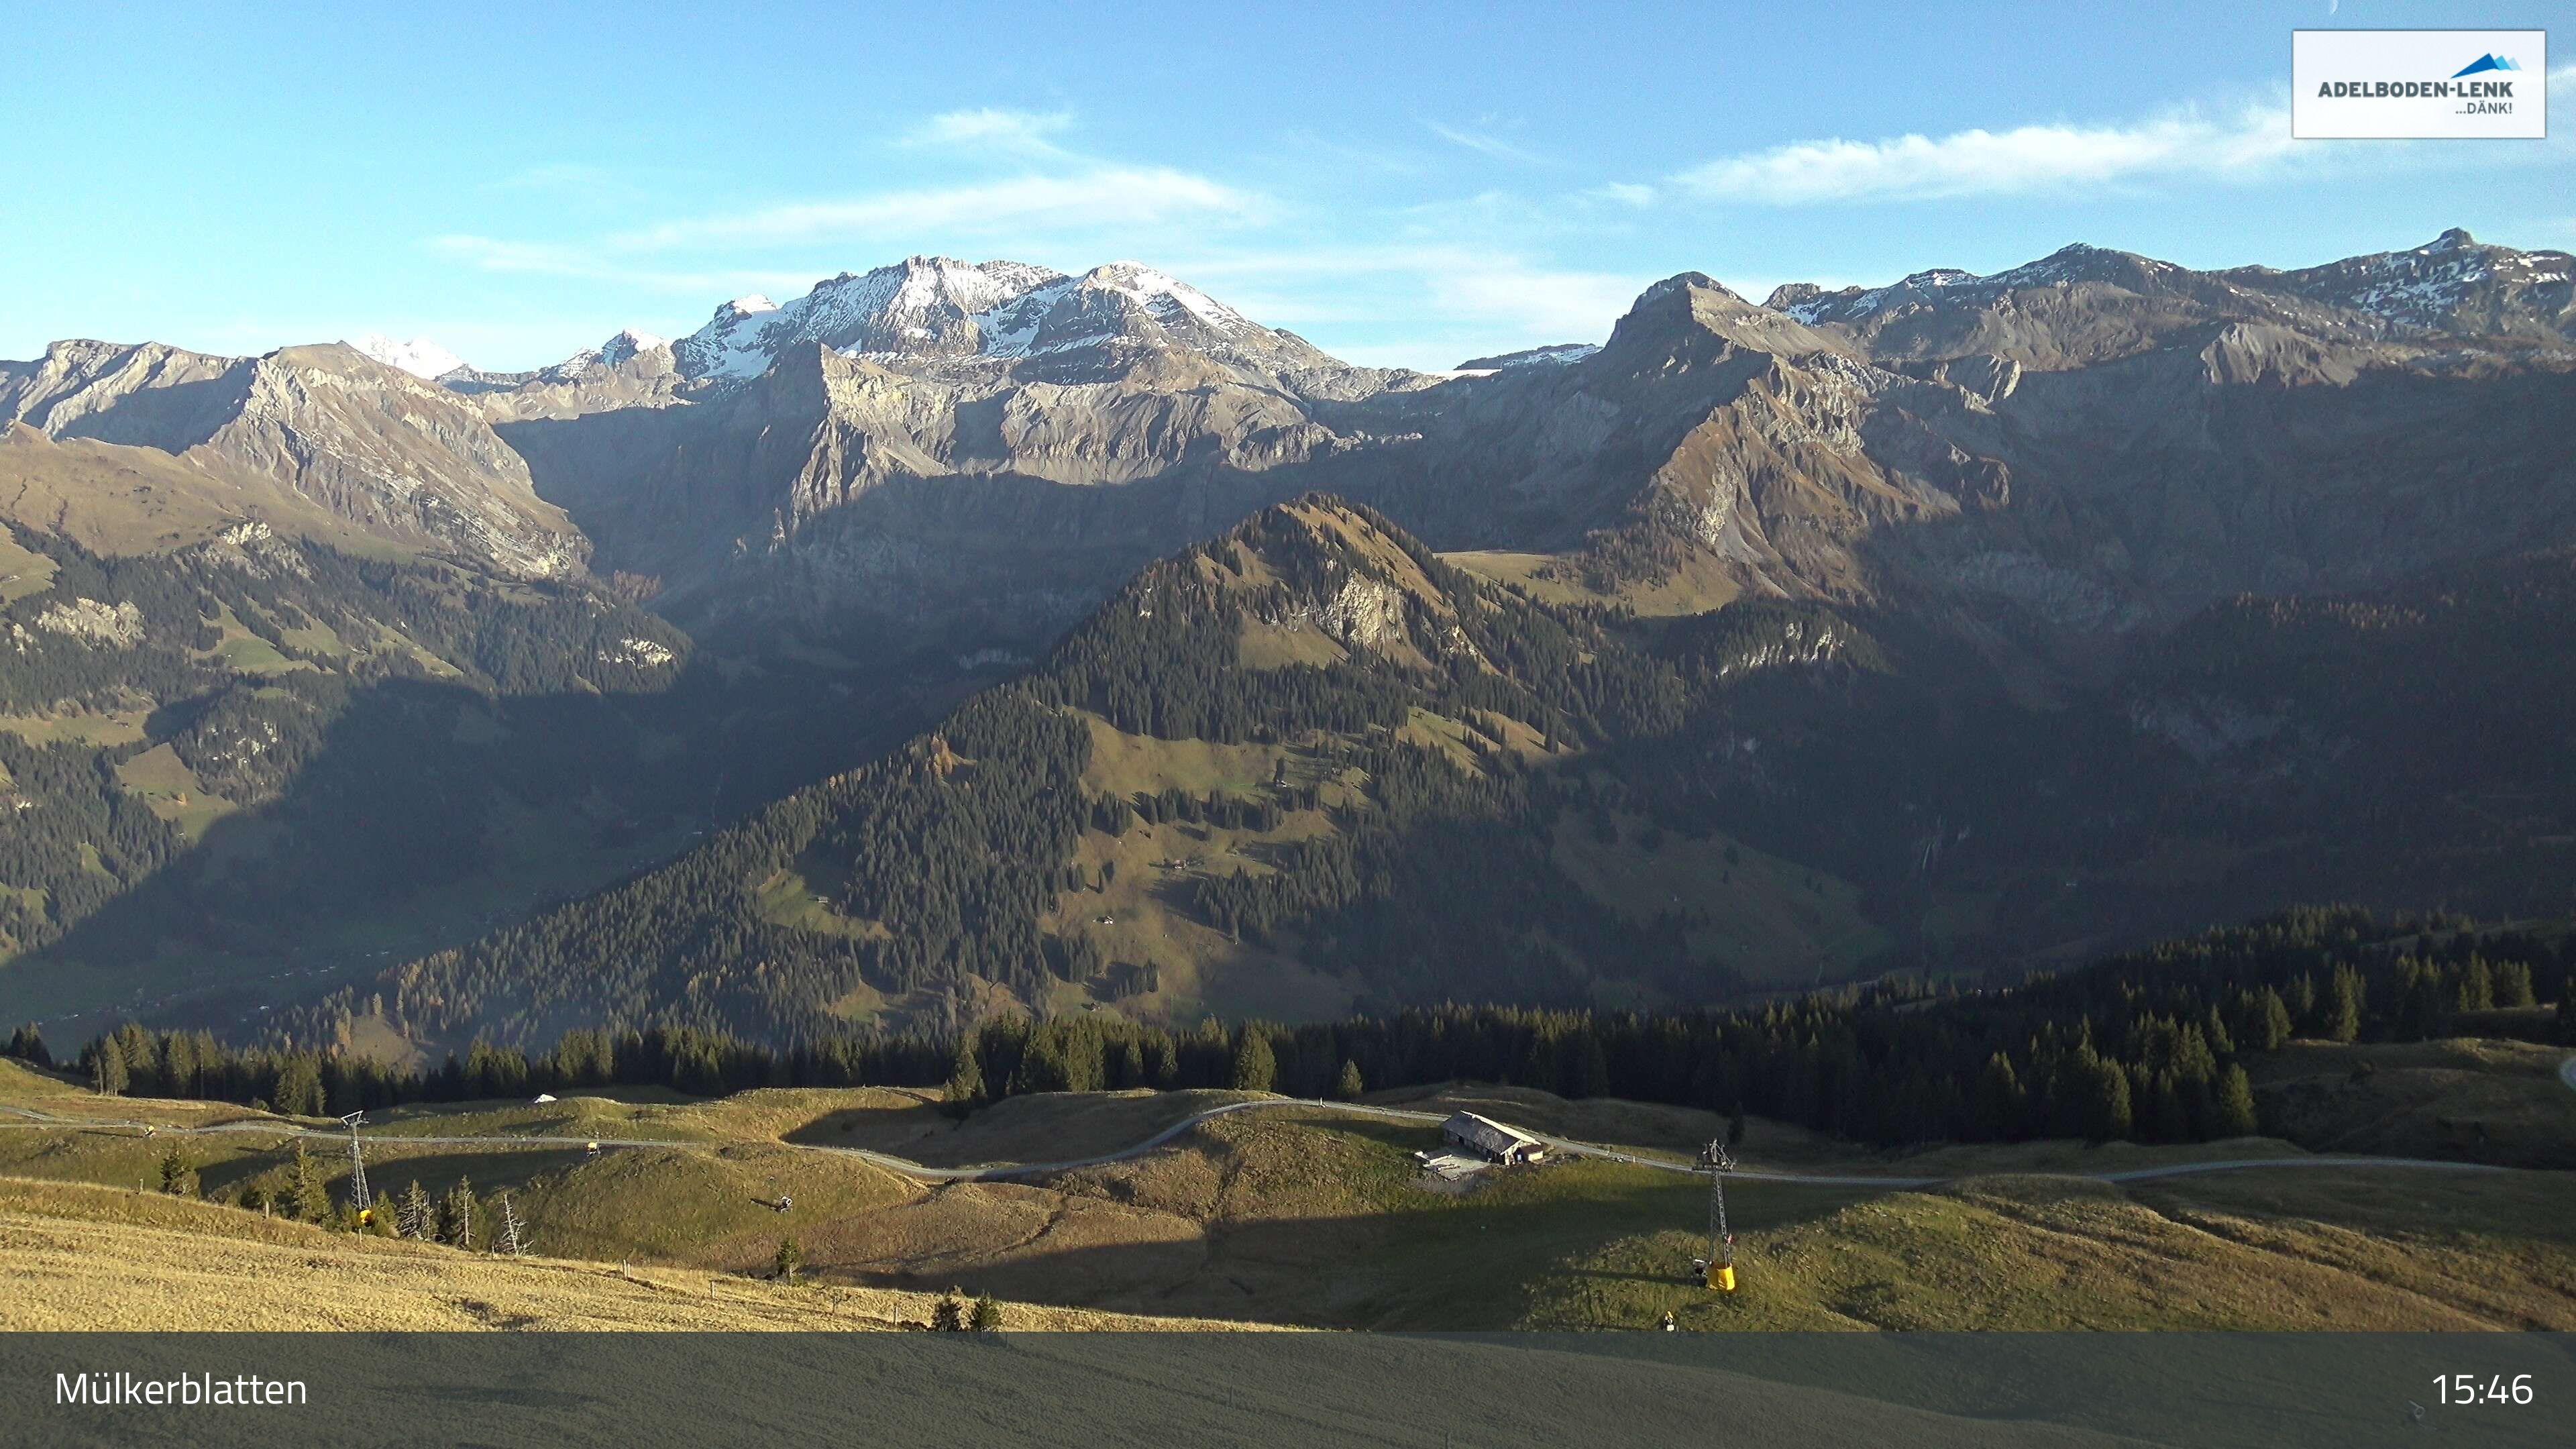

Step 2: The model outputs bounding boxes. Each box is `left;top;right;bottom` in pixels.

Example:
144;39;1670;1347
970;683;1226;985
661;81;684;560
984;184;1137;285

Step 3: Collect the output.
0;1095;2523;1189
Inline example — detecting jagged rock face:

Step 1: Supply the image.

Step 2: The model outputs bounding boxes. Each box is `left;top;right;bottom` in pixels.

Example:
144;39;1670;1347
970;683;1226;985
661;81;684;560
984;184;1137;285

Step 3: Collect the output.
449;329;686;423
2219;229;2576;341
0;340;584;578
1766;231;2576;368
14;231;2574;660
1333;237;2576;636
659;256;1415;401
674;257;1066;378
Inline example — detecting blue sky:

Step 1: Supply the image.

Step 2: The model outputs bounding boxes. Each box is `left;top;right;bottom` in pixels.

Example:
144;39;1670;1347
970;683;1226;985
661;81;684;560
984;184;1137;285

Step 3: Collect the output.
3;1;2567;370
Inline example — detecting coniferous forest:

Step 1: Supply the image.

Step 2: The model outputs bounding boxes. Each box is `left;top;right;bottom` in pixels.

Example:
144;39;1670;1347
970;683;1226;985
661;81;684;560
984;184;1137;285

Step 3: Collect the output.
30;906;2569;1153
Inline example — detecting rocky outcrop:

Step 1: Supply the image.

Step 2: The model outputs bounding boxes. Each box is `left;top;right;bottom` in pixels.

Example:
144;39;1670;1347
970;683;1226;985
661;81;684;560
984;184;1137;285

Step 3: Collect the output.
33;596;144;647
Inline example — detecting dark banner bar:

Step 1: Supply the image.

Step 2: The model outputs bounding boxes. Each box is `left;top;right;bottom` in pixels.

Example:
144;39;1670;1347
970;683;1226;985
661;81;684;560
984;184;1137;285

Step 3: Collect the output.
1;1332;2565;1448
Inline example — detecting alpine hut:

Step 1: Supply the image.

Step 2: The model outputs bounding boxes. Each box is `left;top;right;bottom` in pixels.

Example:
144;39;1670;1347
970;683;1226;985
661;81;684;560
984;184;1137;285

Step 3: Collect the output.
1442;1112;1546;1165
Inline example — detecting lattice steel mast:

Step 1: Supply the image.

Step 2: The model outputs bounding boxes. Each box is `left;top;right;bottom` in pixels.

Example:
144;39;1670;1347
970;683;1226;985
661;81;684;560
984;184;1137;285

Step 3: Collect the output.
339;1111;372;1215
1690;1138;1737;1292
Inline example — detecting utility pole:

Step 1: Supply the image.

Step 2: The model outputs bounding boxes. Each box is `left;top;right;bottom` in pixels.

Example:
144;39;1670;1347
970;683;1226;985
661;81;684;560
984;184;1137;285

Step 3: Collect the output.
339;1112;372;1218
1690;1138;1738;1292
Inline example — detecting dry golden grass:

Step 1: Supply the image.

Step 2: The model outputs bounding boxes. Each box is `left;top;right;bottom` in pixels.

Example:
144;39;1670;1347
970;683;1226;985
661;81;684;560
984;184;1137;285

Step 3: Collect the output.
0;1177;1260;1332
2252;1037;2576;1168
12;1061;2573;1334
1532;1167;2576;1332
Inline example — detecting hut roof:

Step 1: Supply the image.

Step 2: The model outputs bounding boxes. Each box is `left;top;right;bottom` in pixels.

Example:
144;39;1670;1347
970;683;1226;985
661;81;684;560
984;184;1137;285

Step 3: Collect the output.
1444;1111;1543;1157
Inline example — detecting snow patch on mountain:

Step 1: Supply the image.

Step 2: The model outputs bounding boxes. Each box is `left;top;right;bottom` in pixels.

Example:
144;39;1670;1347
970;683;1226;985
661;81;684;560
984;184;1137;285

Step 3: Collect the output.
2242;229;2576;331
671;254;1333;381
1454;343;1600;371
1775;246;2176;325
346;333;468;380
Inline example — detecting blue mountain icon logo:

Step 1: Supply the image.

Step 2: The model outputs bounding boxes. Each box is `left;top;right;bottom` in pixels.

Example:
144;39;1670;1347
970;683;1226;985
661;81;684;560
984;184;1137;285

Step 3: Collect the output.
2451;54;2523;78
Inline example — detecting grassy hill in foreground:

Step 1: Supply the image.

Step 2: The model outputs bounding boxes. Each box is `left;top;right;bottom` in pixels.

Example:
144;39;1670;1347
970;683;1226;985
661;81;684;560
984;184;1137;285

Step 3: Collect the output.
1;1049;2567;1332
0;1178;1242;1331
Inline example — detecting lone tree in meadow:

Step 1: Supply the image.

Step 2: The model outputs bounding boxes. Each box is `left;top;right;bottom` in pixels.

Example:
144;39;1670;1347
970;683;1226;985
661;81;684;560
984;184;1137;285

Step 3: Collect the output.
930;1291;967;1332
156;1142;197;1198
774;1236;804;1285
1333;1059;1364;1102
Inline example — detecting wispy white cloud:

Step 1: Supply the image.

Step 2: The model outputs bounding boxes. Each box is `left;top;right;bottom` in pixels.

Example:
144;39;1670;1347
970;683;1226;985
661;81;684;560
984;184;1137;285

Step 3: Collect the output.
902;107;1075;155
1672;101;2296;205
1428;121;1550;166
1588;182;1658;207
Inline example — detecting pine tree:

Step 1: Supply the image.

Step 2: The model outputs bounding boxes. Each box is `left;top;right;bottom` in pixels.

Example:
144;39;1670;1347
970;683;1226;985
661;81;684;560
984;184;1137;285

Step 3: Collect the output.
1725;1106;1748;1150
439;1177;478;1250
286;1143;331;1224
1975;1053;2025;1141
942;1035;984;1120
397;1180;432;1240
2326;965;2363;1043
7;1024;50;1067
2213;1064;2260;1138
1333;1059;1364;1102
2255;987;2294;1051
1230;1029;1277;1093
156;1142;197;1197
2456;957;2495;1013
930;1291;966;1332
2492;959;2535;1009
272;1057;325;1117
971;1293;1002;1332
89;1038;128;1096
774;1236;804;1284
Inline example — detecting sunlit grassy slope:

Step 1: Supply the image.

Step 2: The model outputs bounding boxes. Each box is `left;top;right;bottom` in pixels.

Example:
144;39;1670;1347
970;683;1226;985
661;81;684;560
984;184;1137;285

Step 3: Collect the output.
2;1053;2567;1332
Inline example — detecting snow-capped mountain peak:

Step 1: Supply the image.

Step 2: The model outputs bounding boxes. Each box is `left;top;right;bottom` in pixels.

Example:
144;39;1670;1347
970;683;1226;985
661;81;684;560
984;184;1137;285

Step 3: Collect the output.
2220;229;2575;336
669;255;1336;382
1080;261;1252;334
345;333;468;380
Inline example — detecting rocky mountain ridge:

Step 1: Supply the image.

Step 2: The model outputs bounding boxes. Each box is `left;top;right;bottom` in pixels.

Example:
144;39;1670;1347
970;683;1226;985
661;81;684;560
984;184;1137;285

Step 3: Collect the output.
1;339;583;576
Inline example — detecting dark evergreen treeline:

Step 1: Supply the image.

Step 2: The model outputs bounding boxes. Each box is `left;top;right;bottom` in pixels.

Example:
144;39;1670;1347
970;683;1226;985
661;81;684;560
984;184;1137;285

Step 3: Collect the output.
36;907;2568;1152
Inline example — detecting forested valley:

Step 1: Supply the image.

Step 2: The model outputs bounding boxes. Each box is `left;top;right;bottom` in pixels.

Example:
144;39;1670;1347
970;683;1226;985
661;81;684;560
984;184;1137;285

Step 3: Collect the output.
0;521;957;1037
343;497;2576;1057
